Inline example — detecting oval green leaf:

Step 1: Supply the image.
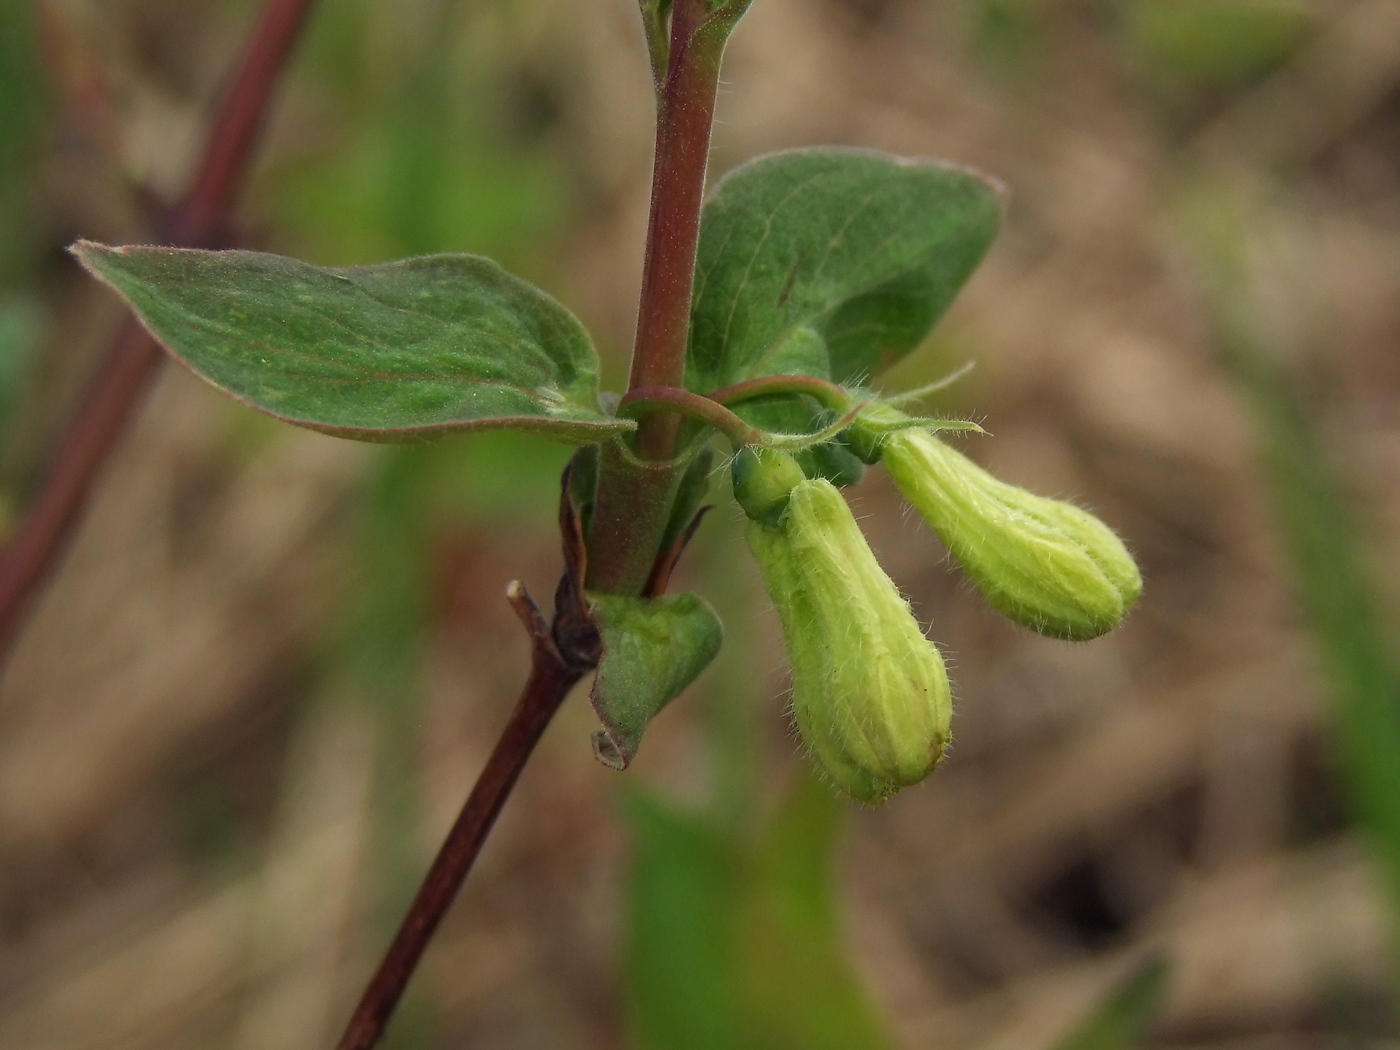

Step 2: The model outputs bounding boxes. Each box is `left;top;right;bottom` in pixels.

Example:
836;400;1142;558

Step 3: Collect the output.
73;242;632;444
687;148;1003;392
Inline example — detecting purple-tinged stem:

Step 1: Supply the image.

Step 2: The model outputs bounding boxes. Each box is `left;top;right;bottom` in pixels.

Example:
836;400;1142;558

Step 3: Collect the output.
334;585;585;1050
0;0;320;661
709;373;855;412
587;0;739;595
619;385;759;445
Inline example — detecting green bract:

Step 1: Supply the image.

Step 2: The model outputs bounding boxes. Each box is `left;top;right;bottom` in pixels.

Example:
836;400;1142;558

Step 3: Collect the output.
854;405;1142;641
744;474;952;804
589;592;724;770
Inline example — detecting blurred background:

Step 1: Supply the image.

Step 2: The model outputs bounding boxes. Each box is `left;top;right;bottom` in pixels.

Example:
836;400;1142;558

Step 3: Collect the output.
2;0;1400;1046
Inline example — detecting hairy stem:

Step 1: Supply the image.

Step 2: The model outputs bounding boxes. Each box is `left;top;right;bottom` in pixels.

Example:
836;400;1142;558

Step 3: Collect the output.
334;594;584;1050
0;0;319;660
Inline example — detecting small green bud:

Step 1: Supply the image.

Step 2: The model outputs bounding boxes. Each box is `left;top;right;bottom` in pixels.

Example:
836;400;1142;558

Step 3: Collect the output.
731;446;807;526
747;479;952;804
857;405;1141;641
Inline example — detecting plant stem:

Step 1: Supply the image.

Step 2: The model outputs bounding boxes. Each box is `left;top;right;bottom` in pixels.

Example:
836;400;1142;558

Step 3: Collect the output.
0;0;319;661
619;385;759;445
173;0;320;244
628;0;730;461
334;583;587;1050
587;0;738;595
340;3;755;1041
709;373;856;412
584;442;686;595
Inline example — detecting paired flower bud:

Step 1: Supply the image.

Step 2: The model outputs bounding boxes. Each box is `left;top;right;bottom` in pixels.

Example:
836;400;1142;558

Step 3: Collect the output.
734;448;952;804
726;392;1139;803
850;404;1141;641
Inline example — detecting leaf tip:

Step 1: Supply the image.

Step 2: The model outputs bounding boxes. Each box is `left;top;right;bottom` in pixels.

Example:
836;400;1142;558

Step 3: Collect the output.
69;241;144;290
68;238;110;268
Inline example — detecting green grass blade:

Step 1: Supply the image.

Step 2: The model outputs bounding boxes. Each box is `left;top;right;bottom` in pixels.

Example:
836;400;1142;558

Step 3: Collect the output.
1050;956;1171;1050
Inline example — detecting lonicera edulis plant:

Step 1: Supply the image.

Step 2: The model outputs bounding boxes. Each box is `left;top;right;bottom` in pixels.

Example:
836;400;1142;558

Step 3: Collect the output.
71;0;1140;1044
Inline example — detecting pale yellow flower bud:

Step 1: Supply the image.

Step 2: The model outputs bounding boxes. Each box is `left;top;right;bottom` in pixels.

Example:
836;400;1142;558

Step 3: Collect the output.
864;408;1141;641
746;479;952;804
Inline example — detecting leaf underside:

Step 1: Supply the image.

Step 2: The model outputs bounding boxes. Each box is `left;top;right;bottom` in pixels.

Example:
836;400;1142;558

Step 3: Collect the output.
590;592;724;770
74;243;631;444
688;147;1003;393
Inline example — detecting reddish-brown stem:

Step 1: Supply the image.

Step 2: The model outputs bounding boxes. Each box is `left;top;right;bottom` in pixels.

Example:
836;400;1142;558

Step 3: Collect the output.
173;0;320;244
586;1;738;595
627;0;730;461
619;385;758;445
709;373;855;413
584;440;685;596
334;585;587;1050
0;0;319;660
331;3;746;1044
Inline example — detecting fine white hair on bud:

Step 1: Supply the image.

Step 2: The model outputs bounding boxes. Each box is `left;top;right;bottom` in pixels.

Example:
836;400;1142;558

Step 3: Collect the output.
855;403;1142;641
746;478;952;804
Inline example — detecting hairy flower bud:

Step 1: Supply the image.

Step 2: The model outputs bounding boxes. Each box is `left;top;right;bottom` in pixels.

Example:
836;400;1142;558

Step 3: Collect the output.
746;478;952;804
855;406;1141;641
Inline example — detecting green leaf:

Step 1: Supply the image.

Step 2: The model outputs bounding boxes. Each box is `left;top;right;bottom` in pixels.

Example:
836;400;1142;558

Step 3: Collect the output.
736;768;893;1050
1180;182;1400;975
622;792;746;1050
732;394;866;487
73;243;631;444
622;771;893;1050
687;148;1002;393
1051;956;1170;1050
589;592;724;769
0;295;40;431
621;795;744;1050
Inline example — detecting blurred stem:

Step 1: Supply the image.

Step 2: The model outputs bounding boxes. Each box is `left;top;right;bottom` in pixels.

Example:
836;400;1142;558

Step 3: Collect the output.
0;0;320;662
588;0;740;595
